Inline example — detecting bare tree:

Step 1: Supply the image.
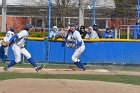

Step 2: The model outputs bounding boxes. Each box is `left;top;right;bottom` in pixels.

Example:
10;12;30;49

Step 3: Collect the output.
18;0;48;16
53;0;78;27
15;0;137;28
17;0;78;28
15;0;48;29
114;0;137;18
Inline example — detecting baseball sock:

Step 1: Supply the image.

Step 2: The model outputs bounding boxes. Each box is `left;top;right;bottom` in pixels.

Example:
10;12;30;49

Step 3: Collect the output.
28;58;38;68
3;55;7;63
74;62;81;69
78;61;85;70
7;60;16;68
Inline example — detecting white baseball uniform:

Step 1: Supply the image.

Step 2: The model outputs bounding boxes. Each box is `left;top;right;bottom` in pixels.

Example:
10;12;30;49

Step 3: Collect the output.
3;30;14;55
67;30;85;62
12;30;31;63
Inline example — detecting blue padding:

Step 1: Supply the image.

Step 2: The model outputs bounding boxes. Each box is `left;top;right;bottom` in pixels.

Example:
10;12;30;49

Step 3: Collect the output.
26;40;46;62
49;41;65;63
121;42;140;64
5;40;140;64
82;42;123;63
82;42;140;64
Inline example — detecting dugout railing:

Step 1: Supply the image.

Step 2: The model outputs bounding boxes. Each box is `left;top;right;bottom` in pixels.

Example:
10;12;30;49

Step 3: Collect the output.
115;25;139;39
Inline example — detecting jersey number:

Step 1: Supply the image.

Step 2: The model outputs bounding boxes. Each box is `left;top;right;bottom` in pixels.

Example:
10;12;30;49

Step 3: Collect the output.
6;33;10;37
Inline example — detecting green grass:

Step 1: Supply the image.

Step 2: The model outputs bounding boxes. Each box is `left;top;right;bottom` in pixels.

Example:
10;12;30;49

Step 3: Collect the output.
1;62;140;72
1;62;140;85
0;72;140;85
0;62;69;69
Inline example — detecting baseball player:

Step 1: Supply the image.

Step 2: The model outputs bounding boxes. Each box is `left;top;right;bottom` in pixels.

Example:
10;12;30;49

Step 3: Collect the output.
2;27;15;63
3;24;44;72
66;22;86;71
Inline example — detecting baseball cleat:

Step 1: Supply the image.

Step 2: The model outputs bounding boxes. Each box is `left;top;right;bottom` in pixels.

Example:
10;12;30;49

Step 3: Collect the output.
82;68;86;71
35;65;45;72
77;68;86;71
3;67;8;72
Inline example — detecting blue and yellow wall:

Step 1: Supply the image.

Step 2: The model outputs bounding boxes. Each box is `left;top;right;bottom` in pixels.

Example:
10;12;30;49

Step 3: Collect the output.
1;37;140;64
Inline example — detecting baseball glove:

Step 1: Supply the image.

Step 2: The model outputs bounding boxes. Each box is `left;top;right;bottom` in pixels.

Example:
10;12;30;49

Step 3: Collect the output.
1;40;9;47
66;43;75;48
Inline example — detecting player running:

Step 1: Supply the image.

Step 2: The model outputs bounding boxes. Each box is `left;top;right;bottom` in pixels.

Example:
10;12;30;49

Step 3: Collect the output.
66;22;86;71
3;24;44;72
1;27;14;63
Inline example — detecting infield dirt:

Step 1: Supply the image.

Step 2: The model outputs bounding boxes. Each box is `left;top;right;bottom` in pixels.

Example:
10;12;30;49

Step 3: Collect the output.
0;67;140;93
0;78;140;93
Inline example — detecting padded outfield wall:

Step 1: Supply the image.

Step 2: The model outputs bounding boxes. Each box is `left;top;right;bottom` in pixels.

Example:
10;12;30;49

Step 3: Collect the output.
1;38;140;64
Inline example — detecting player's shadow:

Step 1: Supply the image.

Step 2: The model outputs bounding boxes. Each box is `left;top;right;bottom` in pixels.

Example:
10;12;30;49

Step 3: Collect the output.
0;46;4;60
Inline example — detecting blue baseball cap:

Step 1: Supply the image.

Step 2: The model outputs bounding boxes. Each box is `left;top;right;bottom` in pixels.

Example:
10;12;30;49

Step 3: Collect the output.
25;24;32;29
69;22;76;27
10;27;14;32
106;27;110;30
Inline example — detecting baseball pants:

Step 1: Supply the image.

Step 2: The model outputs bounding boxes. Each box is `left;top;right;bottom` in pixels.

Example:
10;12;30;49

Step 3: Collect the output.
72;45;85;62
12;44;31;63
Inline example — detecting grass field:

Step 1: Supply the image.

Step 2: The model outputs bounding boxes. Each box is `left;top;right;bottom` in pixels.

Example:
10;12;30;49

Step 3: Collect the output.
1;62;140;72
0;72;140;85
1;62;140;85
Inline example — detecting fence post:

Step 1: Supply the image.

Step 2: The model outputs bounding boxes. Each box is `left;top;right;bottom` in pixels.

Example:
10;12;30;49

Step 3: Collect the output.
118;29;121;39
1;0;7;32
115;28;117;39
127;26;130;39
68;18;70;25
56;17;57;27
